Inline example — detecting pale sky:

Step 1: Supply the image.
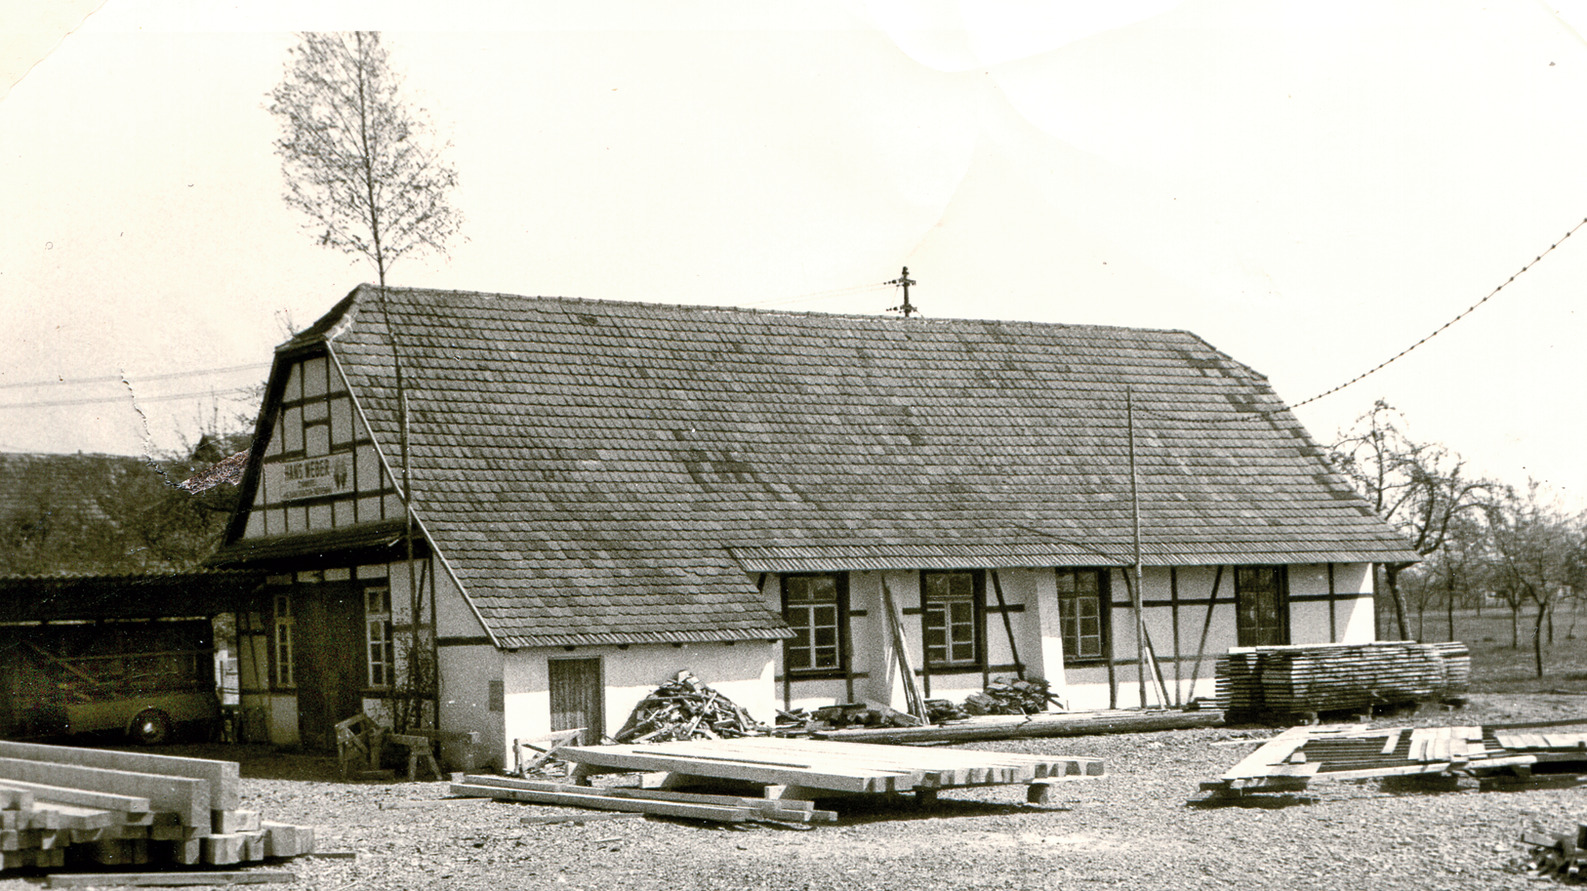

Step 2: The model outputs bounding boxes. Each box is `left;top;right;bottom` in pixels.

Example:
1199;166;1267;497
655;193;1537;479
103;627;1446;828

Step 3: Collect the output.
2;1;1584;508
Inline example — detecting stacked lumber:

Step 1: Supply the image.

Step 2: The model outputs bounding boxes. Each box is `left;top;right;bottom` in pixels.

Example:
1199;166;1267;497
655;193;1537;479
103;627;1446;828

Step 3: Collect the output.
612;671;767;743
450;775;838;824
1198;722;1587;801
1215;641;1470;721
963;677;1061;716
0;742;314;874
556;737;1103;798
1521;824;1587;883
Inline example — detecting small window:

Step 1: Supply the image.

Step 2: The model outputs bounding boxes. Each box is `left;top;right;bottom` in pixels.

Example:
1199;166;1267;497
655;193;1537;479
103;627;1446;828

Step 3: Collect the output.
782;574;843;674
922;571;980;668
1057;568;1108;663
1235;566;1289;647
273;593;294;688
365;586;395;688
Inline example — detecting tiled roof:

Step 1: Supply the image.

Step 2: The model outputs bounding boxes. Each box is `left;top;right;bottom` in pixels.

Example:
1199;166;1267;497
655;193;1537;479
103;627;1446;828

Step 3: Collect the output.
283;285;1415;649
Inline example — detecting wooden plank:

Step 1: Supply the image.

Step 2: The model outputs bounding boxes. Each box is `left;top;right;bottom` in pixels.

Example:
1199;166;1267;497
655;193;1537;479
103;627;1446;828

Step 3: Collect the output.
0;759;207;828
0;780;151;817
0;742;239;811
46;871;298;887
213;809;261;834
260;821;313;858
812;708;1221;744
459;776;836;823
30;802;115;831
1319;762;1452;780
1380;730;1401;756
448;782;755;821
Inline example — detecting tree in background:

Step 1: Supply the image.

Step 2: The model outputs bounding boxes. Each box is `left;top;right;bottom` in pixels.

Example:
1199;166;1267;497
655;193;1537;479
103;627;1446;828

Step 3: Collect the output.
1484;481;1582;678
269;32;461;732
1330;399;1493;640
268;31;462;287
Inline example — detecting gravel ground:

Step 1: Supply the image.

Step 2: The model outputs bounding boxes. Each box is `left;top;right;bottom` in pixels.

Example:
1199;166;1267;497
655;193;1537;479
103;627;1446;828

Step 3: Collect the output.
4;692;1584;891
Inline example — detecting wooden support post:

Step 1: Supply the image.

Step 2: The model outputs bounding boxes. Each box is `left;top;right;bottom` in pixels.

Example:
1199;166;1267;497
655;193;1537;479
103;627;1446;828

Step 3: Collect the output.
991;571;1023;679
881;577;928;721
1185;565;1226;699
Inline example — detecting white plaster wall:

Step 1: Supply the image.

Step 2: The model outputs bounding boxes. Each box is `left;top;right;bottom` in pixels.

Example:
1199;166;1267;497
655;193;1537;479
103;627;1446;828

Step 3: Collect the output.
1334;563;1378;643
499;642;774;768
439;643;503;769
431;557;487;639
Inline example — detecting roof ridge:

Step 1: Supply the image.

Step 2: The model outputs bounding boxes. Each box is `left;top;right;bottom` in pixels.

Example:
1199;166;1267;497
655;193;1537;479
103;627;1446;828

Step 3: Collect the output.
341;282;1201;339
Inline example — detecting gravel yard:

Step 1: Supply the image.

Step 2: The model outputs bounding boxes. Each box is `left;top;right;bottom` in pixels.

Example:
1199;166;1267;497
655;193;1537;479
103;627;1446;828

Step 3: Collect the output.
3;692;1582;891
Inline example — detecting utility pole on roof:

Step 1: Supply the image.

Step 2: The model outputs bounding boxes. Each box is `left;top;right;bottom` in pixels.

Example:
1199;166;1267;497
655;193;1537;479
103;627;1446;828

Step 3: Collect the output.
886;267;917;317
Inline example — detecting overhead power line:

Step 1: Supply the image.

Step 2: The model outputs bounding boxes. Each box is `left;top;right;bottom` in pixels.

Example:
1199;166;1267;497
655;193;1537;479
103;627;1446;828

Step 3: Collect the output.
1284;215;1587;411
0;361;271;391
0;384;260;411
1140;214;1587;424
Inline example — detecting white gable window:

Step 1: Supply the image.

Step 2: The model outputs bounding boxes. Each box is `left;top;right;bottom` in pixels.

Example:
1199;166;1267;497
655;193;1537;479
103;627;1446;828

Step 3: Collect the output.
922;570;980;668
782;574;843;674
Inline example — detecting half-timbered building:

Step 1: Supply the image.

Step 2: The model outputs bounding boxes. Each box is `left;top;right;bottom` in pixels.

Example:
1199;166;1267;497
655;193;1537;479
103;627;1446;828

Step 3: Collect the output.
212;285;1416;768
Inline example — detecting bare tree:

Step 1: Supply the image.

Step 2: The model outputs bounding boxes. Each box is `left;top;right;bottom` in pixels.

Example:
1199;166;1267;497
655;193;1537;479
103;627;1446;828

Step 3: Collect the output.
1484;481;1580;678
268;31;462;286
1331;399;1492;640
269;32;460;732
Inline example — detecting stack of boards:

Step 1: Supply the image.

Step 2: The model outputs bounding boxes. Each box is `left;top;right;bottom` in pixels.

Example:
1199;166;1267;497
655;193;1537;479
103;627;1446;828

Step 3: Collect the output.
1215;641;1470;721
0;741;314;873
1201;723;1587;800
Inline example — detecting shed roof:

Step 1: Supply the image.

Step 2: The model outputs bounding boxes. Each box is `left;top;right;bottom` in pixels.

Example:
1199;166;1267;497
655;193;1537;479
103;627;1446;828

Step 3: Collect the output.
231;285;1415;649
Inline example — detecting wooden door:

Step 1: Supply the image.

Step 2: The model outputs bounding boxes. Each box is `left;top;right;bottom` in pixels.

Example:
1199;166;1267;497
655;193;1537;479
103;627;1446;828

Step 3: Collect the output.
293;584;364;750
548;658;603;746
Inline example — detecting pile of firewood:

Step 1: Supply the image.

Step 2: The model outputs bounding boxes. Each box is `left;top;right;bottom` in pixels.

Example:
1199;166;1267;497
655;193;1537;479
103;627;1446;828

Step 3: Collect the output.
796;703;925;731
613;671;768;743
962;677;1061;715
1521;824;1587;883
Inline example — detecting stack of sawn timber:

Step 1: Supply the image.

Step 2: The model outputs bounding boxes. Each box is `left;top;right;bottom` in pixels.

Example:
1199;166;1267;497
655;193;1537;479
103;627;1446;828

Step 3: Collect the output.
556;737;1102;796
0;741;313;873
1216;641;1470;721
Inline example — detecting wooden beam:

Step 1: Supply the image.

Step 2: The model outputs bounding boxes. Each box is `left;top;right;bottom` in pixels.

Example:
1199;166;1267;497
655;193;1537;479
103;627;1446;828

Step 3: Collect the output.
0;760;206;829
45;872;299;888
448;782;756;821
0;742;238;811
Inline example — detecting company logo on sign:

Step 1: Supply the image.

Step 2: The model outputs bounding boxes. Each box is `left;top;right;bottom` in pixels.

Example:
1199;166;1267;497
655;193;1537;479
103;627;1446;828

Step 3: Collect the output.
270;454;354;501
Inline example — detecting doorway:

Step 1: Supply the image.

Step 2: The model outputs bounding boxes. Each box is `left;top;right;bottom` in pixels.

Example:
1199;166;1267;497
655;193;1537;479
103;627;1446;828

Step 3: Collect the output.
548;658;604;746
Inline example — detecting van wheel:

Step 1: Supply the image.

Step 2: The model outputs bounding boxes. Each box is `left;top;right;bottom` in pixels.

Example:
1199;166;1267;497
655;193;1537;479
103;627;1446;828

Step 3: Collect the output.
129;710;171;746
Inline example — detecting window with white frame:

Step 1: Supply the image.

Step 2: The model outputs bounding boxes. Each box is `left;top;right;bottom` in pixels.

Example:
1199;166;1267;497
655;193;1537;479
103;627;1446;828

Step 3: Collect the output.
1056;568;1107;663
922;570;980;667
273;593;294;688
365;585;395;688
782;574;843;673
